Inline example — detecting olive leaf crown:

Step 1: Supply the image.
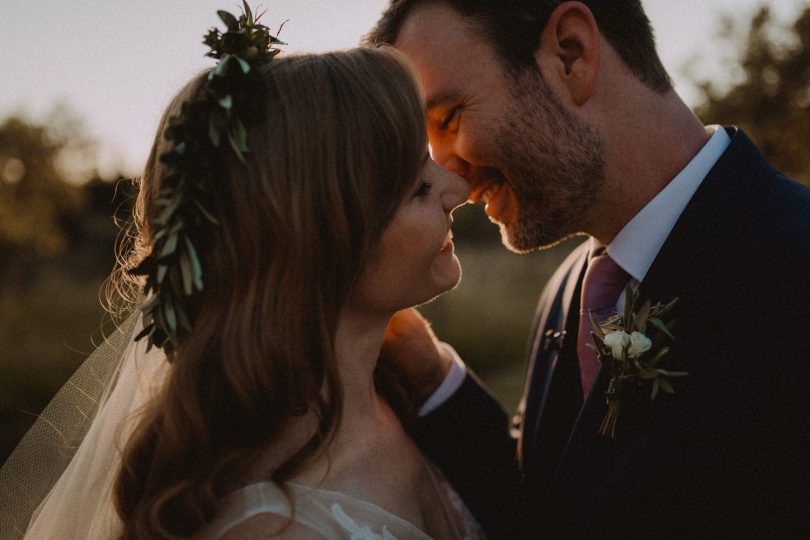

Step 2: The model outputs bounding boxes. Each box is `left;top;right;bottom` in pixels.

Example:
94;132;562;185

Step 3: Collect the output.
130;2;285;354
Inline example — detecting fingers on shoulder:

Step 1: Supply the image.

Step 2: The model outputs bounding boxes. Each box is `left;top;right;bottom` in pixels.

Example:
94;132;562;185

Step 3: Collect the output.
219;512;326;540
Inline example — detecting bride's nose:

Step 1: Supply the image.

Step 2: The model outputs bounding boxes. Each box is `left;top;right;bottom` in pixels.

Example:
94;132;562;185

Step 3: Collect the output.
440;168;470;212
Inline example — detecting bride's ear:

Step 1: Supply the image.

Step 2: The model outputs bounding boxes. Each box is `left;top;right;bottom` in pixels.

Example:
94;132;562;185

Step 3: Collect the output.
534;2;600;106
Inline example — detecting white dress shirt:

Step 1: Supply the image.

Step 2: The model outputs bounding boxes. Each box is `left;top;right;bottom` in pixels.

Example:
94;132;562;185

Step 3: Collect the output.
419;126;732;416
608;125;731;285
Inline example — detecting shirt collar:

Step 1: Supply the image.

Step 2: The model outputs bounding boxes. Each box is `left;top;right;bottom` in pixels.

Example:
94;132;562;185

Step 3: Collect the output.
605;125;731;282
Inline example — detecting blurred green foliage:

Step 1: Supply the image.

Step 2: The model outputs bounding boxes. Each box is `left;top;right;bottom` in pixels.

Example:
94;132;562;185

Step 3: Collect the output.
0;116;135;460
0;118;84;279
695;5;810;186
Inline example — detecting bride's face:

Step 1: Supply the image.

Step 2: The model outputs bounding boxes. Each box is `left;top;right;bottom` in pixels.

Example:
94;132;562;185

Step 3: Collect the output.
351;158;469;313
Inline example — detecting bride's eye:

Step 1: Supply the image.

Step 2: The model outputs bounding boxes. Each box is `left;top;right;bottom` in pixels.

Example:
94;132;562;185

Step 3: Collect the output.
414;181;433;198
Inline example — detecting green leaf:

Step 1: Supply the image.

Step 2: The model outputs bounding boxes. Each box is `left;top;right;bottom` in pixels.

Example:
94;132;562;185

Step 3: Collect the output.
227;118;248;161
648;317;675;340
192;197;220;225
235;56;251;74
657;369;688;377
185;238;204;290
157;194;183;225
179;251;194;296
590;334;606;360
218;10;239;30
152;228;168;242
212;54;232;78
648;345;671;367
168;219;185;234
242;0;253;23
163;297;178;333
129;257;154;277
634;299;652;333
623;283;635;330
141;293;160;312
158;232;179;260
203;28;220;48
651;377;661;400
208;110;227;147
659;377;675;394
134;322;153;343
655;297;679;319
218;94;233;110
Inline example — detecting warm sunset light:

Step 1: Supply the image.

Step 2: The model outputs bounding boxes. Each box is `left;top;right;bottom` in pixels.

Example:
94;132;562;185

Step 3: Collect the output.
0;0;805;177
2;1;809;536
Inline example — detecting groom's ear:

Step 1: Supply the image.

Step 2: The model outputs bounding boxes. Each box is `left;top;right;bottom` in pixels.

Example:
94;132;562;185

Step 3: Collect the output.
534;2;600;106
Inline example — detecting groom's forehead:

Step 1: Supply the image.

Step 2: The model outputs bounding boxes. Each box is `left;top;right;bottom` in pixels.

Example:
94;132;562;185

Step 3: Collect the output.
395;2;492;70
396;1;481;46
395;11;495;109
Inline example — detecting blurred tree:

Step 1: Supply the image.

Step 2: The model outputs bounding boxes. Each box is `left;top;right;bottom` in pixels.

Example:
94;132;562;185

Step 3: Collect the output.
695;5;810;186
0;117;85;289
0;114;133;461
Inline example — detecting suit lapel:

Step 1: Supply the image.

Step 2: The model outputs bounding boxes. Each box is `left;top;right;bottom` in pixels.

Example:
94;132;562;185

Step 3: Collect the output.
520;242;588;482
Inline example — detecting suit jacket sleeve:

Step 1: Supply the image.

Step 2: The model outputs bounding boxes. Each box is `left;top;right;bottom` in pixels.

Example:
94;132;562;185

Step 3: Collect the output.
413;370;524;538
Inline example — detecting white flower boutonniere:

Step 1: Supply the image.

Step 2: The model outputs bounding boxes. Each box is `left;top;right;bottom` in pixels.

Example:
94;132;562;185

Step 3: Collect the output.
589;285;684;439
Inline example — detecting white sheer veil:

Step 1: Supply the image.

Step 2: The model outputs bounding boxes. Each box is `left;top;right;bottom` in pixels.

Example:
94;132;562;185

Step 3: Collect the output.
0;310;169;539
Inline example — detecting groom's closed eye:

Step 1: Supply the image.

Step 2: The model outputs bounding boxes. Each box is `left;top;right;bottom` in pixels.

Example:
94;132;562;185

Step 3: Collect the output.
439;105;462;131
426;90;465;128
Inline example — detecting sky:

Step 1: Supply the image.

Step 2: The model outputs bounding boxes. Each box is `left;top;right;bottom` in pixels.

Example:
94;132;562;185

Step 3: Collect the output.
1;0;807;178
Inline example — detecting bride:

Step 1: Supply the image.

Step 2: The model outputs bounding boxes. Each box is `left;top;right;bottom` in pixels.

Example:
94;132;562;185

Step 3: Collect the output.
0;6;482;539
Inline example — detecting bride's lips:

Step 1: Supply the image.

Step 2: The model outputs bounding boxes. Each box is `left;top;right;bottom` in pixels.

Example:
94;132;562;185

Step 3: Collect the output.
439;229;454;253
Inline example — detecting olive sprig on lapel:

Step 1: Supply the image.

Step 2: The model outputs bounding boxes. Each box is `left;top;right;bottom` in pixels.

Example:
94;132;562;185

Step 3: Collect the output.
588;285;682;439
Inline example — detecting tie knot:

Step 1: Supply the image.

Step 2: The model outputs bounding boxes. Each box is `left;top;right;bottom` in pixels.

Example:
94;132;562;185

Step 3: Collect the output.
581;253;629;317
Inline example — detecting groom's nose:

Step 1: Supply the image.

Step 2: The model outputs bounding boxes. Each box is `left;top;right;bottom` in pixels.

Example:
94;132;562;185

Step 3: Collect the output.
433;151;470;184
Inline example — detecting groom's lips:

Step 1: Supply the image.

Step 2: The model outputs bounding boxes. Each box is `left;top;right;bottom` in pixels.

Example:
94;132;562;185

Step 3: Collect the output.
467;167;507;203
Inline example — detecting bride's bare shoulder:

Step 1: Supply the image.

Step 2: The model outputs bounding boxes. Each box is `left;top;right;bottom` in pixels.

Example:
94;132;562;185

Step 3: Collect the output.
219;512;325;540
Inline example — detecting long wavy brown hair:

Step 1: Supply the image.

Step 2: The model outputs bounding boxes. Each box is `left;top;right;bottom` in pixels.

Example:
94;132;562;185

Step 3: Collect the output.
112;47;426;538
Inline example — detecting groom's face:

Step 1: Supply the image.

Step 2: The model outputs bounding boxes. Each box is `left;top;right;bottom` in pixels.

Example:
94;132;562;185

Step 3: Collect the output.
395;2;605;251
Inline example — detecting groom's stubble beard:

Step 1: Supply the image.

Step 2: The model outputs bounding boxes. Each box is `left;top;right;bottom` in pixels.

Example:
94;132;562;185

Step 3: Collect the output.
493;66;606;253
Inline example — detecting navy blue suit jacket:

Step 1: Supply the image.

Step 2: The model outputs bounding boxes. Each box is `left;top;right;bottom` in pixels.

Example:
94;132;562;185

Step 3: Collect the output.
414;128;810;538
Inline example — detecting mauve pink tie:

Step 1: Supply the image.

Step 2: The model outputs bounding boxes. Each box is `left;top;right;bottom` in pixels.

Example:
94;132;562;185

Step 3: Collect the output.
577;250;629;397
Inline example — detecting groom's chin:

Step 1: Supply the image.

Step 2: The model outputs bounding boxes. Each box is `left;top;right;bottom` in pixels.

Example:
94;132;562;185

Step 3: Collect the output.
499;224;581;253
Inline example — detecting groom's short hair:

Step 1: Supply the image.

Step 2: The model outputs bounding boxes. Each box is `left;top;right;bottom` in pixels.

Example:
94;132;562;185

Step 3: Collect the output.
366;0;672;93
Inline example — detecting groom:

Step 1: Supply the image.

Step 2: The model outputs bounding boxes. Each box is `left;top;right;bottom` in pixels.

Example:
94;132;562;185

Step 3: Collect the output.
368;1;810;538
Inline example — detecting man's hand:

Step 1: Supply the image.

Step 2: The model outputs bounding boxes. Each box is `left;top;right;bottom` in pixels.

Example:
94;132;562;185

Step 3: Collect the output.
381;308;454;405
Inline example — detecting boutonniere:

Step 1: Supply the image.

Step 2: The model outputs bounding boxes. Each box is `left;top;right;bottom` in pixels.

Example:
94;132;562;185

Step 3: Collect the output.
588;285;684;439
